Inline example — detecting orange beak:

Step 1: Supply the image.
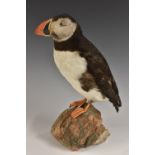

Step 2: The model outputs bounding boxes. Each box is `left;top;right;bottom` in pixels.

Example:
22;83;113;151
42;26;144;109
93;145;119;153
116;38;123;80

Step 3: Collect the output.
34;19;50;36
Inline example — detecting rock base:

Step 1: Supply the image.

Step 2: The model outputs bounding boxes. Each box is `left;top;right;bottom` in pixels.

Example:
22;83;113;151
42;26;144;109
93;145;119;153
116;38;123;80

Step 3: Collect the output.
51;104;110;151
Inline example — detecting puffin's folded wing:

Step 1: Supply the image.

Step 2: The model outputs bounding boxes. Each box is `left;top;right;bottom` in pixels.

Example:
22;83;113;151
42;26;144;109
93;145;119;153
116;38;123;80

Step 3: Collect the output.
80;47;122;111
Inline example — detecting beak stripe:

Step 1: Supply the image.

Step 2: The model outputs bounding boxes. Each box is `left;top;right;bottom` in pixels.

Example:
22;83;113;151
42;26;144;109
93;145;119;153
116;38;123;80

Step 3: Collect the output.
43;22;50;35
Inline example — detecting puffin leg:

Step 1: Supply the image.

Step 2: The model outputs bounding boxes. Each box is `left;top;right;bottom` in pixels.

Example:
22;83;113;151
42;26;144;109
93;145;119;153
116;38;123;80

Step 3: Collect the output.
71;103;92;118
69;98;87;108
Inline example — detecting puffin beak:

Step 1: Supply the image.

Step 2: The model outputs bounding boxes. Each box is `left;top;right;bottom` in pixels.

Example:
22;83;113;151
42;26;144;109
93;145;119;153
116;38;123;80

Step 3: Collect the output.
34;19;51;36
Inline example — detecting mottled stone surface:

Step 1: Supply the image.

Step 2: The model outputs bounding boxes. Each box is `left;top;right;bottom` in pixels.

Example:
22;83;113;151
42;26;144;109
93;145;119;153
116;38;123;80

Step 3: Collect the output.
51;104;110;151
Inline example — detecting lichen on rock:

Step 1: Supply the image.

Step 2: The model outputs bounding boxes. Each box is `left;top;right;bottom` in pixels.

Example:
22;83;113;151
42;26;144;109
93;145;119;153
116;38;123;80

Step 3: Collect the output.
51;104;110;151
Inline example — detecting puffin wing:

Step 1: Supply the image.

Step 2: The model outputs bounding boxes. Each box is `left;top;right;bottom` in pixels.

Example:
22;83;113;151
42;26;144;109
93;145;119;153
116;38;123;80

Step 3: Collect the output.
79;38;122;111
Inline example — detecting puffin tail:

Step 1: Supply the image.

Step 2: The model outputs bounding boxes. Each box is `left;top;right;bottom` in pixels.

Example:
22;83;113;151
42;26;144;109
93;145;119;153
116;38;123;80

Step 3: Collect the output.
111;96;122;112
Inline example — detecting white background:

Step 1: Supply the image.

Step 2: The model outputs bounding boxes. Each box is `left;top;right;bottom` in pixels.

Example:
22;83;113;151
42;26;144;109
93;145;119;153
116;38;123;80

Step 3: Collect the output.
0;0;155;155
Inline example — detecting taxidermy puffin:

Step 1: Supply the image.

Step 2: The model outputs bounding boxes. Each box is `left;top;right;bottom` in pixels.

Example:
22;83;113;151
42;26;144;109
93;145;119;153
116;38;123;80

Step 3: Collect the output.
35;14;122;118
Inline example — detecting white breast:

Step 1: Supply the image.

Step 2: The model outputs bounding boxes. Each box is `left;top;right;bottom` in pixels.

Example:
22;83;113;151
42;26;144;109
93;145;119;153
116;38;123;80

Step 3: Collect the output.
53;49;105;102
53;49;87;82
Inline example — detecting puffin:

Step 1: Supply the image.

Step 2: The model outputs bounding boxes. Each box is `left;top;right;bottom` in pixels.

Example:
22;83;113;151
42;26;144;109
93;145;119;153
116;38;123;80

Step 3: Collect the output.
35;14;122;118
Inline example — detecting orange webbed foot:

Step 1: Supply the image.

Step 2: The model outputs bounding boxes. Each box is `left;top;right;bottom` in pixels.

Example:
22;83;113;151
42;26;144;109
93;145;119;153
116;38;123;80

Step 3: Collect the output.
71;103;91;118
69;98;86;108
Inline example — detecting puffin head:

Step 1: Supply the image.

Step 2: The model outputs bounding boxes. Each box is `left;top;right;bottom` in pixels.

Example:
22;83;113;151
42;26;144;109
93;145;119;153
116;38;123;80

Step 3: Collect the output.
35;14;80;42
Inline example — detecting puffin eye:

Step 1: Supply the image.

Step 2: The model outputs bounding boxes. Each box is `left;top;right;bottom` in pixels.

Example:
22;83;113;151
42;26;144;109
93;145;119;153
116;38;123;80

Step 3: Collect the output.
60;19;68;26
60;22;66;26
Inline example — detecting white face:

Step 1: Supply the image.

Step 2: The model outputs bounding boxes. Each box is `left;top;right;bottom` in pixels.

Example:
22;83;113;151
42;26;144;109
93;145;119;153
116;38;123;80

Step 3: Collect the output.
48;18;77;42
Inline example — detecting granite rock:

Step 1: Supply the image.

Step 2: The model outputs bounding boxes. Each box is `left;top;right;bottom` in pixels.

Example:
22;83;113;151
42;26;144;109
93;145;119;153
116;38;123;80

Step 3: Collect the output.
51;104;110;151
